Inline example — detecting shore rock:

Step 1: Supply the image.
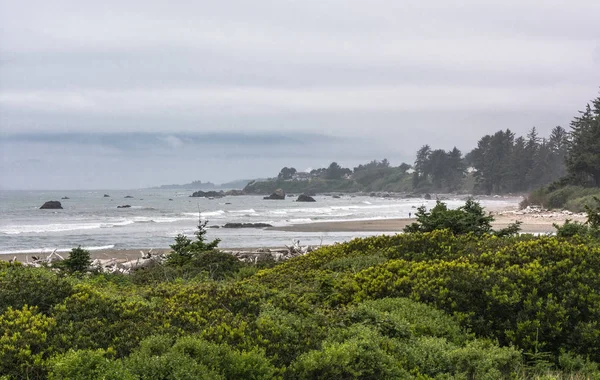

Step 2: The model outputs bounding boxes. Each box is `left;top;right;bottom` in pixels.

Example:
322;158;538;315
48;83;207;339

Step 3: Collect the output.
264;189;285;200
225;189;245;196
40;201;62;209
297;194;316;202
117;205;131;208
190;190;224;198
223;223;273;228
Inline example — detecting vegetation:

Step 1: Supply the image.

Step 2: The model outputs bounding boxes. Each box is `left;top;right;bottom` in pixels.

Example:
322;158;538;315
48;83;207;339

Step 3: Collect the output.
404;198;521;237
3;199;600;379
521;91;600;211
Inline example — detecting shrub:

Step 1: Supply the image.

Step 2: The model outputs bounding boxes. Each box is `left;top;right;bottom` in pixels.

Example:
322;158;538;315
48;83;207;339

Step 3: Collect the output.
60;246;91;273
0;305;56;379
0;266;73;314
49;349;134;380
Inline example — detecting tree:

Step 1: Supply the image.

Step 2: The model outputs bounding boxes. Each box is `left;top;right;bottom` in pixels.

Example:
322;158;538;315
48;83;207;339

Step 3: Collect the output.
325;162;351;180
62;246;91;273
278;167;297;180
566;93;600;187
404;199;521;236
413;145;432;188
168;217;221;266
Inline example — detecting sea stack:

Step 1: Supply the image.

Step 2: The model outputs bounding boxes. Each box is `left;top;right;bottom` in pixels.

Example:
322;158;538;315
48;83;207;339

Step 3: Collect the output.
296;194;316;202
263;189;285;200
40;201;63;209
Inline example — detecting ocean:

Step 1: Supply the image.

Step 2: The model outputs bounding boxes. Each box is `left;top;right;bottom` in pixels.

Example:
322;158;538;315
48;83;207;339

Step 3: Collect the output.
0;190;519;254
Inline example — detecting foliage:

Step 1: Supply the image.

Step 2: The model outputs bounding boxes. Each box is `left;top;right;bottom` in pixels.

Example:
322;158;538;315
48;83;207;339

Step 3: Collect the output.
168;218;221;266
566;92;600;187
0;305;56;379
59;246;91;273
0;266;73;314
404;198;521;236
5;226;600;378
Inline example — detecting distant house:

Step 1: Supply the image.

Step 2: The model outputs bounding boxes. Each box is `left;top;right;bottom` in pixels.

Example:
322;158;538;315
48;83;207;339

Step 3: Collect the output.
292;172;311;181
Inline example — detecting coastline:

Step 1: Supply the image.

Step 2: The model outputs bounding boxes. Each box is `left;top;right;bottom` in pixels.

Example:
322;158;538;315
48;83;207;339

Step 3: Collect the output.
2;212;585;263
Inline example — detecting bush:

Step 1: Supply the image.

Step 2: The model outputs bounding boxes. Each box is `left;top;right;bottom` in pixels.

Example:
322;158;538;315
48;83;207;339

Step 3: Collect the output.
288;325;407;379
0;305;56;379
49;349;134;380
0;266;73;314
60;246;91;273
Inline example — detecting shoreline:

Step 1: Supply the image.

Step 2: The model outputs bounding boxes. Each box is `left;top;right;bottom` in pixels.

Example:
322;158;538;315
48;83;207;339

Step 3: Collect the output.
2;208;587;262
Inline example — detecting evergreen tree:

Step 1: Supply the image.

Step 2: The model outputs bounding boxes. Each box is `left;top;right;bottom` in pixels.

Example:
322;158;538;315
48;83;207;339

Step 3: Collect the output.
566;94;600;187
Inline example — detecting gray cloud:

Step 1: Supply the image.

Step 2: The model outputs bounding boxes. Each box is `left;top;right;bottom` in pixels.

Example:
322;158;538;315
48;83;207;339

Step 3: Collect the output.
0;0;599;189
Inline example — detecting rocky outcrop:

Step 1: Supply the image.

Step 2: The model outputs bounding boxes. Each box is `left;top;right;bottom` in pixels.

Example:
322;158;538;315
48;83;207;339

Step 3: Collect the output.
117;205;131;208
61;196;70;200
190;190;225;198
263;189;285;200
124;195;134;199
225;189;245;196
222;223;273;228
104;194;110;197
297;194;316;202
40;201;62;209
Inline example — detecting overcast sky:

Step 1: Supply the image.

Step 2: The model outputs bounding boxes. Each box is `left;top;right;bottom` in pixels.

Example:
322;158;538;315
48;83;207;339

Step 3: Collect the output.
1;0;599;189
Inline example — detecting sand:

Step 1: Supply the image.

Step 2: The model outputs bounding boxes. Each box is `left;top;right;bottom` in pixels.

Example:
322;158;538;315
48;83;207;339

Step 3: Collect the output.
2;208;587;262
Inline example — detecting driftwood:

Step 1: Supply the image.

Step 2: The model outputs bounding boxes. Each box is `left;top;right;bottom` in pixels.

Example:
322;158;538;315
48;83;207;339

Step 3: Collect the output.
18;240;316;273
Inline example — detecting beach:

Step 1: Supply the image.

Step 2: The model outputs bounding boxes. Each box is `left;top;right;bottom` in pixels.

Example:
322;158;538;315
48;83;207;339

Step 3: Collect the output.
2;208;586;263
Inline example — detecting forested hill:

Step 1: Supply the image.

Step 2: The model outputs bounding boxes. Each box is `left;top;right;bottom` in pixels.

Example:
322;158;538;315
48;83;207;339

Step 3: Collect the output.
244;90;599;200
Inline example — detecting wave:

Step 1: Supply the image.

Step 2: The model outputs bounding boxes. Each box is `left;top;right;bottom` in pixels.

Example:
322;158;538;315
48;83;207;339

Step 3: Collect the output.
182;210;226;217
228;209;256;214
0;244;115;255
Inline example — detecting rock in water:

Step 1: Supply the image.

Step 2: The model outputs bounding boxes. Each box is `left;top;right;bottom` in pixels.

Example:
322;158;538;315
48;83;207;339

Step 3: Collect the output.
297;194;316;202
61;196;70;200
117;205;132;208
263;189;285;200
40;201;62;209
124;195;134;199
223;223;273;228
103;194;110;197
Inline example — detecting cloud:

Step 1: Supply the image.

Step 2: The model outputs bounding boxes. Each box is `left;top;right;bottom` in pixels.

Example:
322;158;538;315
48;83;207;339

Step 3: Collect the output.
0;0;599;188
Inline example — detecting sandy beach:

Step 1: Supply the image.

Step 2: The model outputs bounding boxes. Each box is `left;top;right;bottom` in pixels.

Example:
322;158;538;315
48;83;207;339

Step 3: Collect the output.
2;206;587;263
269;212;587;234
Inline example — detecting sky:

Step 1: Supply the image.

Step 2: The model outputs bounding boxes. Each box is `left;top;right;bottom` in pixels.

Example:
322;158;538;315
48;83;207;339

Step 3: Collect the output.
1;0;599;189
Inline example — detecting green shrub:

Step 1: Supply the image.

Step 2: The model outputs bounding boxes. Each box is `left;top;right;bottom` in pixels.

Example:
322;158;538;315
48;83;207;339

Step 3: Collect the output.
49;349;134;380
60;246;91;273
0;266;73;314
0;305;56;379
288;325;407;379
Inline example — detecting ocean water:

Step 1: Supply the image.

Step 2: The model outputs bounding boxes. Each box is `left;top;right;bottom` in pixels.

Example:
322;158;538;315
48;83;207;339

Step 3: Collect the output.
0;190;519;254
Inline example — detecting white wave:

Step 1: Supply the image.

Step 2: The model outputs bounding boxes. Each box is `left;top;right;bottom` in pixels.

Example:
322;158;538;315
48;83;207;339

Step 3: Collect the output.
286;218;313;224
182;210;225;217
0;244;115;255
1;223;105;235
228;209;256;214
362;201;372;204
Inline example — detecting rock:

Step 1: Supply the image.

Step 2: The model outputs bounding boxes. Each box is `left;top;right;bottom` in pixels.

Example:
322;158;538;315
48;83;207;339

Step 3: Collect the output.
297;194;316;202
332;195;341;199
117;205;131;208
263;189;285;200
223;223;273;228
224;189;245;196
208;225;220;228
104;194;110;197
124;195;134;199
190;190;225;198
168;198;173;201
424;193;432;200
40;201;62;209
61;196;70;200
